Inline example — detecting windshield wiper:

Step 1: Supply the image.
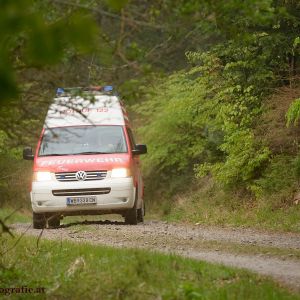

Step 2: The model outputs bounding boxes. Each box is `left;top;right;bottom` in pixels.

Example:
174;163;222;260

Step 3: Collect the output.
71;151;111;155
39;153;74;157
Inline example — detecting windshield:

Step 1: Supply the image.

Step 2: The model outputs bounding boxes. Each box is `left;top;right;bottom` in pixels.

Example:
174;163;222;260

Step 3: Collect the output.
38;126;127;156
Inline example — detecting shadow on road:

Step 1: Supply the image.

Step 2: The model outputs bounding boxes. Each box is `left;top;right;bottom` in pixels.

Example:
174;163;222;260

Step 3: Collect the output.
59;219;127;228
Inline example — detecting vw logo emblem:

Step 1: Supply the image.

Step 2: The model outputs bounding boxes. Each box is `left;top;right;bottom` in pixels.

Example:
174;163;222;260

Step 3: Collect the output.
76;170;87;181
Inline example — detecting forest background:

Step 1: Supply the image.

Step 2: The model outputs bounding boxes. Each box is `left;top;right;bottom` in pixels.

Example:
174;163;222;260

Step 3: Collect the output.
1;0;300;231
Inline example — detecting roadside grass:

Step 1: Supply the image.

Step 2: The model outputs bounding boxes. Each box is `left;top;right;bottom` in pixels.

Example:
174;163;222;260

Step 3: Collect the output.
0;207;31;224
154;180;300;233
0;235;299;300
164;202;300;233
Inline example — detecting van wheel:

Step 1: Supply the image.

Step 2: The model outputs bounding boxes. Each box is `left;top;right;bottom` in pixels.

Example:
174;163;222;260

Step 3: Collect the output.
125;191;138;225
137;201;145;223
125;208;138;225
33;213;46;229
48;215;60;228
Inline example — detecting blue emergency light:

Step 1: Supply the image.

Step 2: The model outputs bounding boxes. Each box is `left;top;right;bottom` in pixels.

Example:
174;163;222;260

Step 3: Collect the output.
56;86;114;96
103;85;113;92
56;88;65;95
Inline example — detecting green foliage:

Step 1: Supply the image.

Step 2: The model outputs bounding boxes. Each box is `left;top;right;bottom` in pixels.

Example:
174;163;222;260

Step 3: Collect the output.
0;208;31;224
0;130;31;208
197;131;270;187
137;34;276;190
1;0;300;218
207;0;275;36
286;98;300;126
135;0;300;196
135;70;213;176
251;155;297;199
294;155;300;178
105;0;129;11
293;37;300;52
0;0;100;101
0;131;8;155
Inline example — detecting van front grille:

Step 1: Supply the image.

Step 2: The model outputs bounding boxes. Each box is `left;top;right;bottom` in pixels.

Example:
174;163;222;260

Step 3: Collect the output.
55;170;107;182
52;188;111;196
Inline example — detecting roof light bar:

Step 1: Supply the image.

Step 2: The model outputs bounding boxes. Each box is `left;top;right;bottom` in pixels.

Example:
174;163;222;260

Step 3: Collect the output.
56;88;65;95
103;85;113;92
55;86;114;96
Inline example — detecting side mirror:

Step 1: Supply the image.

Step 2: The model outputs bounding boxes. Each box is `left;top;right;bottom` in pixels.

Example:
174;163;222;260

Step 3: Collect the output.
132;144;147;155
23;147;34;160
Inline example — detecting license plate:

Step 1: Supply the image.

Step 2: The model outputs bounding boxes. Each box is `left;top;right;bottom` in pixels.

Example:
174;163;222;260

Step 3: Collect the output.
66;196;97;205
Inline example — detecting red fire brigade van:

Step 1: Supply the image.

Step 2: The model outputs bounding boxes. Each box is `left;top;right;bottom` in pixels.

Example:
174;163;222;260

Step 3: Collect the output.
23;86;147;228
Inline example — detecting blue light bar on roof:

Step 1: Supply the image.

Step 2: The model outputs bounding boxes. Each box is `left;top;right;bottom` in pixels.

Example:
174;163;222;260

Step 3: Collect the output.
56;86;114;95
56;88;65;95
103;85;113;92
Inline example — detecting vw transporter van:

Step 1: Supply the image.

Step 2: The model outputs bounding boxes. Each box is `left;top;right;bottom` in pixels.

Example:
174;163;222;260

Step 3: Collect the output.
23;86;147;228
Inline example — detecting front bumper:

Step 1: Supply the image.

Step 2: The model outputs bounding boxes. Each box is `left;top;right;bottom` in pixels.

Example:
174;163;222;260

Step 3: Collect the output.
31;177;135;214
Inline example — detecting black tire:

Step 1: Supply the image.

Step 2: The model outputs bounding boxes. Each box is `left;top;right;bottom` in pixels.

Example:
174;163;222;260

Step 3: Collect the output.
33;212;46;229
125;208;138;225
125;191;138;225
137;200;145;223
48;214;60;228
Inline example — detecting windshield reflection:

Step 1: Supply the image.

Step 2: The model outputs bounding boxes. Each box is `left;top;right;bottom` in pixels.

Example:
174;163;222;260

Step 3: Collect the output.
39;126;127;156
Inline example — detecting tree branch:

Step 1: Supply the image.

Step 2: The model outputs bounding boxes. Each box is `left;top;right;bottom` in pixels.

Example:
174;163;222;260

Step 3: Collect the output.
51;0;165;30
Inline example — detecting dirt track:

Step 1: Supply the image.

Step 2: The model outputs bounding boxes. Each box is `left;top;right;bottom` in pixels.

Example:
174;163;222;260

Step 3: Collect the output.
12;220;300;292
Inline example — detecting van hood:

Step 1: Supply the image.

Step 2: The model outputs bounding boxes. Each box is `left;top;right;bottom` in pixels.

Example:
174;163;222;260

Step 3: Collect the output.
34;154;130;172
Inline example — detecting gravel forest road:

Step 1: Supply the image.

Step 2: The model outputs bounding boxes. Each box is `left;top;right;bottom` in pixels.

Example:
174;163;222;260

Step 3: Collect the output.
12;220;300;292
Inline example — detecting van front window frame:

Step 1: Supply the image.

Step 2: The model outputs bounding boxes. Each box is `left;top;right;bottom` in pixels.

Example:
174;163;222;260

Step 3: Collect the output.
38;125;128;157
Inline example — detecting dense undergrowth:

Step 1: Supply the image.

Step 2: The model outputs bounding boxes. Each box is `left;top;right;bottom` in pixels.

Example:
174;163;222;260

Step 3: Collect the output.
133;1;300;230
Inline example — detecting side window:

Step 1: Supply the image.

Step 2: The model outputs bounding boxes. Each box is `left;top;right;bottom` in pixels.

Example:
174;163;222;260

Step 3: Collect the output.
126;128;136;150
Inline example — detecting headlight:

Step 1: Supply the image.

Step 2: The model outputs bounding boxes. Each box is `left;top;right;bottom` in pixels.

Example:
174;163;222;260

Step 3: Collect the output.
111;168;131;178
33;171;52;182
